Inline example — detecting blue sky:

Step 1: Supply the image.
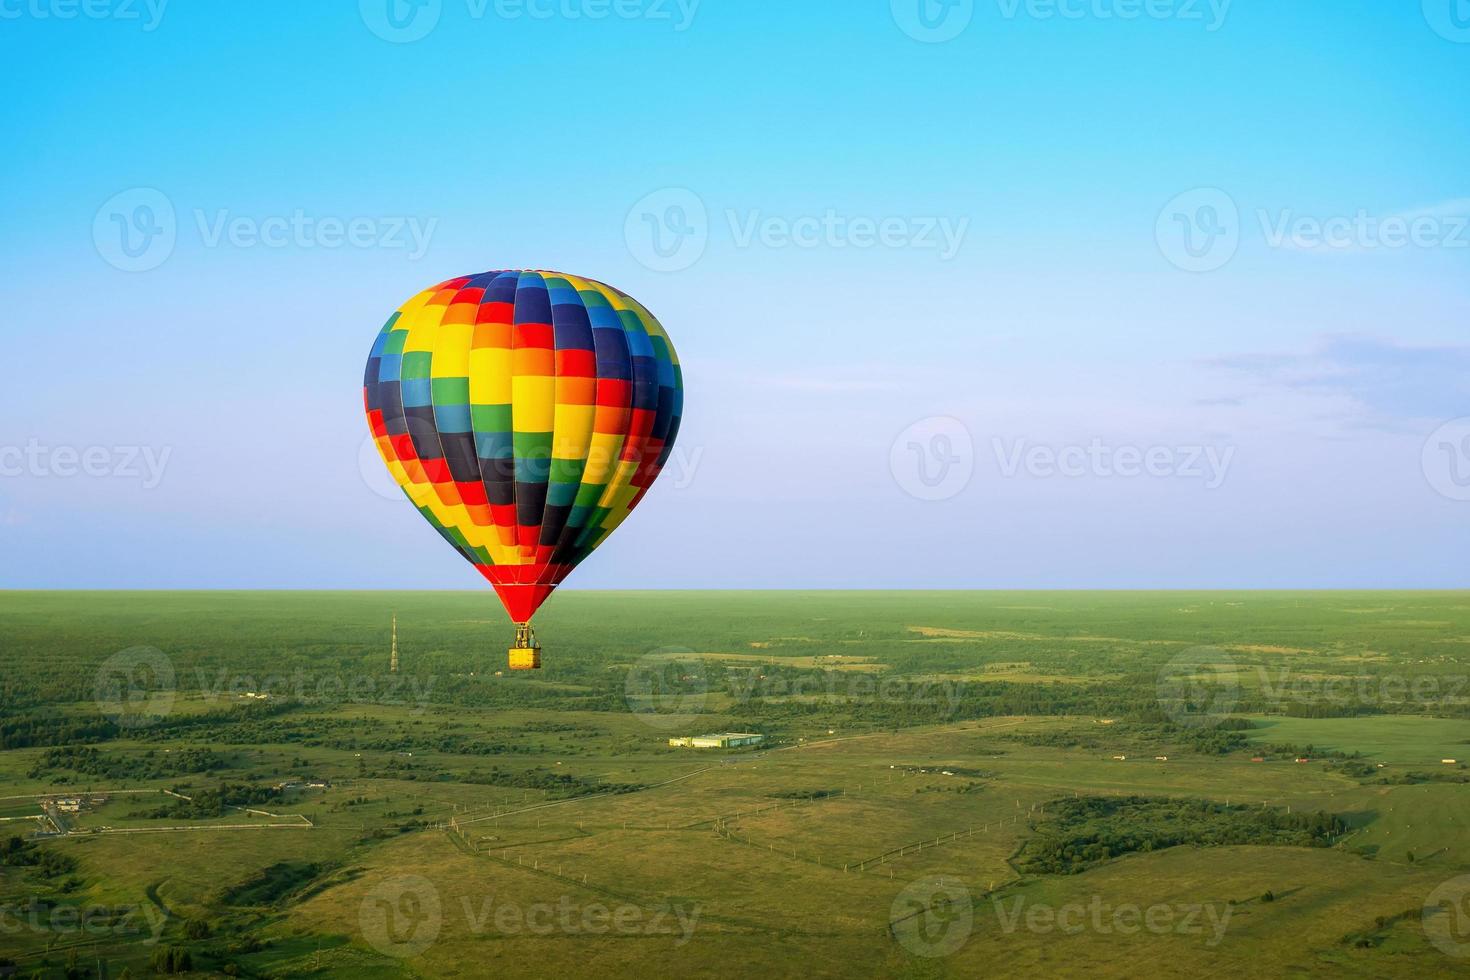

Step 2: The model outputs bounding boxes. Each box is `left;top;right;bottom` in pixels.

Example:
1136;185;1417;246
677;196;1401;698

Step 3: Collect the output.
1;0;1468;588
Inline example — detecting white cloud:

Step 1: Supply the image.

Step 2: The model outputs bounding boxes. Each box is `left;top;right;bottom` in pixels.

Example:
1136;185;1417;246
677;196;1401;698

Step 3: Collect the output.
1206;335;1470;427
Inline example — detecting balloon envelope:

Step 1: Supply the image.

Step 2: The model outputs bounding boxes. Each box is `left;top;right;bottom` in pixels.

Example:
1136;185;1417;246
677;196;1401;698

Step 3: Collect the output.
363;270;683;622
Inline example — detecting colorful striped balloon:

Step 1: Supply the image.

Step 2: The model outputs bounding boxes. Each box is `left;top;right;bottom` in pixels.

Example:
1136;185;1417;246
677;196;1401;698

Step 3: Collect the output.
363;270;683;655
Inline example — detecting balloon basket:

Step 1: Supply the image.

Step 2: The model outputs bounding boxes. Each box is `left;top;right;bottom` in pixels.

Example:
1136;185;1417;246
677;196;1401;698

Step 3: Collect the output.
509;623;541;671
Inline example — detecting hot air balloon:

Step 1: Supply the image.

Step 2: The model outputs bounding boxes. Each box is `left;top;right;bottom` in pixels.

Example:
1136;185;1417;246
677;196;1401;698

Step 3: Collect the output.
363;270;683;670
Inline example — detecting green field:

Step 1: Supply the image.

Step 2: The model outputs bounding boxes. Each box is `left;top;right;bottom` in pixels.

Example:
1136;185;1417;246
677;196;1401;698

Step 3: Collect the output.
1242;716;1469;763
2;591;1469;977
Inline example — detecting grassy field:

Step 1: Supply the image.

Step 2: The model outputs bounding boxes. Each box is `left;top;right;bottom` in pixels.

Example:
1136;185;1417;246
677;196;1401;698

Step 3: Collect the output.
1243;716;1470;763
2;591;1469;977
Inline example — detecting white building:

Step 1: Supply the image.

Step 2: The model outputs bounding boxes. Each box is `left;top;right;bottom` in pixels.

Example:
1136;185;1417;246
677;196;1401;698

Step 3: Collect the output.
668;733;766;749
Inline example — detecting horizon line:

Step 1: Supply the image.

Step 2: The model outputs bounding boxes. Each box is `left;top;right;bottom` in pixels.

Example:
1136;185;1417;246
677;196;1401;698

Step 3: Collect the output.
3;587;1469;594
